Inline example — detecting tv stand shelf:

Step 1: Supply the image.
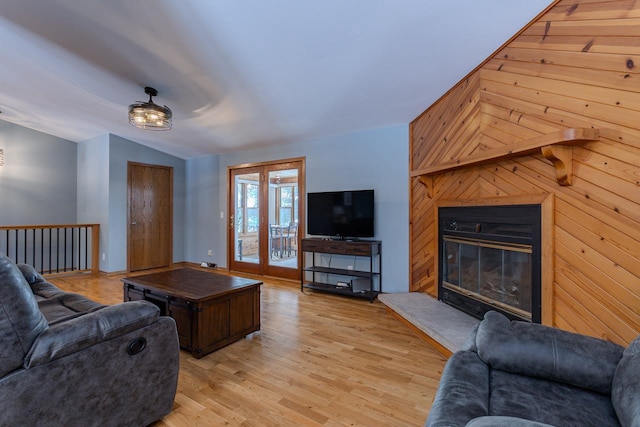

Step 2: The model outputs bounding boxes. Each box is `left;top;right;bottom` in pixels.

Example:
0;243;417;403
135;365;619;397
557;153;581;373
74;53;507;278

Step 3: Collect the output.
300;238;381;302
304;266;375;278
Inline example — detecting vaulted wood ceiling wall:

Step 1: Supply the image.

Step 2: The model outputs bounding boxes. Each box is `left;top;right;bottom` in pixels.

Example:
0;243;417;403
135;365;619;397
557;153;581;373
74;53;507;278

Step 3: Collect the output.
409;0;640;345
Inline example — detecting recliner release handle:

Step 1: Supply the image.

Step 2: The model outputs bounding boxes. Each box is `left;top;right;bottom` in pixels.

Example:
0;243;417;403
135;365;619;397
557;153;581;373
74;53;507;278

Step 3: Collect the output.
127;337;147;355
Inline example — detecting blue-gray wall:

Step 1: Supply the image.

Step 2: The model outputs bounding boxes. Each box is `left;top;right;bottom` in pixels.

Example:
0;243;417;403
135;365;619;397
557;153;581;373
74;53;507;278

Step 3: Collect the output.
2;119;409;292
185;155;221;263
0;120;77;225
185;124;410;292
77;134;110;270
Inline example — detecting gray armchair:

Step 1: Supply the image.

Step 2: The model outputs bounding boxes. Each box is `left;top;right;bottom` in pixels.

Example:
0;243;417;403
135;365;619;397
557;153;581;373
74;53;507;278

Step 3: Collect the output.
426;311;640;427
0;255;180;426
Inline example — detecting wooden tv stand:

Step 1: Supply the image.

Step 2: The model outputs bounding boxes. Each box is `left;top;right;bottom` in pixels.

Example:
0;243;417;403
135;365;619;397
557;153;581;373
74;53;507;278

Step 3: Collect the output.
300;238;381;302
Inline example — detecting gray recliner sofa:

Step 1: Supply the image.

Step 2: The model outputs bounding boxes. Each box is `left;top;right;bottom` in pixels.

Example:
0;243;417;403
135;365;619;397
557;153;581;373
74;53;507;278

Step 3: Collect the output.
426;311;640;427
0;255;180;426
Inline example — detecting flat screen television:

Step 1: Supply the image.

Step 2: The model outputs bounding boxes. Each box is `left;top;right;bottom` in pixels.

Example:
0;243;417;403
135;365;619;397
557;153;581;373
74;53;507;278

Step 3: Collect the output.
307;190;374;239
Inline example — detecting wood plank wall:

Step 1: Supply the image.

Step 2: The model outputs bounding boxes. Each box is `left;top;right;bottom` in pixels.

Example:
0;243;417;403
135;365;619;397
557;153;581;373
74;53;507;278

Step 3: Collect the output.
410;0;640;345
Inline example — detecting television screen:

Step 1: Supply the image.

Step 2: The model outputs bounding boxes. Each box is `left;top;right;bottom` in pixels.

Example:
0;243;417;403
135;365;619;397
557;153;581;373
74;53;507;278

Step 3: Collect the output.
307;190;374;239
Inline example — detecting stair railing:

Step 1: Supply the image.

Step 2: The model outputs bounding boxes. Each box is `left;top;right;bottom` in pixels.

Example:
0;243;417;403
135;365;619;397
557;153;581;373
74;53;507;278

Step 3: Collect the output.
0;224;100;275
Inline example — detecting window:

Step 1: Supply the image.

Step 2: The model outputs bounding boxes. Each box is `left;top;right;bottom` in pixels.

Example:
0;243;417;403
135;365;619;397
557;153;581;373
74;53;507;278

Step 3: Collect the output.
246;183;259;232
236;182;244;232
279;186;292;225
277;185;298;225
236;181;259;234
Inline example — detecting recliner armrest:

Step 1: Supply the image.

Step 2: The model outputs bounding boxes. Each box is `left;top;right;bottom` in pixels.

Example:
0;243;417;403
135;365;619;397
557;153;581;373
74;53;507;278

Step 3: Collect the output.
612;335;640;427
24;301;160;368
425;351;490;427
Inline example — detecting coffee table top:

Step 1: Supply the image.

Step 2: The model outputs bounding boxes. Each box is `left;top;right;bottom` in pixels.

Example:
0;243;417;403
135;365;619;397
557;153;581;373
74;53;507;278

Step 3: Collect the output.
121;268;262;302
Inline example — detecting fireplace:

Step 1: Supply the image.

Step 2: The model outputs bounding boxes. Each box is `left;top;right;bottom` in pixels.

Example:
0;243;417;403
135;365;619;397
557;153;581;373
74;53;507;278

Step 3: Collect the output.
438;204;541;323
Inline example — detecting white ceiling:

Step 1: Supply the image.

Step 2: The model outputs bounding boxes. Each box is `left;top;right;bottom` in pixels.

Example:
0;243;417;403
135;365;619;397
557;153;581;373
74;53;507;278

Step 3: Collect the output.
0;0;552;159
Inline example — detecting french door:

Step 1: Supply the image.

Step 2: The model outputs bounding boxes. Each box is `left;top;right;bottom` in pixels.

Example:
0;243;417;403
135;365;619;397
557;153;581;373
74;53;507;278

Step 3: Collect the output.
228;158;305;280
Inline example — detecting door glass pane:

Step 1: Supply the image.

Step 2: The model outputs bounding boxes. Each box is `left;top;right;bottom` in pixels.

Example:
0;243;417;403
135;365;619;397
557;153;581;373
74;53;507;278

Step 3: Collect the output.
234;173;260;263
294;186;299;223
236;183;243;236
268;169;298;268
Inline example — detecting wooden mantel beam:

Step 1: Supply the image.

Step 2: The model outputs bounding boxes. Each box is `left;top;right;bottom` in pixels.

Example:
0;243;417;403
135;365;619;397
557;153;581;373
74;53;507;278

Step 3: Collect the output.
410;128;599;181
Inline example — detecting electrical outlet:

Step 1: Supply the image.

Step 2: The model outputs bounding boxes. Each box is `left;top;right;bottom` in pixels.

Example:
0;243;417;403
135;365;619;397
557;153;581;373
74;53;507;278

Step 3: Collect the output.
102;253;106;261
207;249;213;256
347;265;353;270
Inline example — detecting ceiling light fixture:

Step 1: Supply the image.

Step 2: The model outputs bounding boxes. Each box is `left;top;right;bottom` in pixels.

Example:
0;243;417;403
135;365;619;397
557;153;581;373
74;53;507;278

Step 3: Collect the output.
128;86;172;131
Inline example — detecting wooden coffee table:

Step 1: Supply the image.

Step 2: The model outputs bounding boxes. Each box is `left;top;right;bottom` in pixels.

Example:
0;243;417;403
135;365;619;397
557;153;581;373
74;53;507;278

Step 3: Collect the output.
122;268;262;358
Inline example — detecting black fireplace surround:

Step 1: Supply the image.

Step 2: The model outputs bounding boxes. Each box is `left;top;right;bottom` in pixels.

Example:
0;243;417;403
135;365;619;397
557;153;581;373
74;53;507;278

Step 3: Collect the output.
438;204;541;323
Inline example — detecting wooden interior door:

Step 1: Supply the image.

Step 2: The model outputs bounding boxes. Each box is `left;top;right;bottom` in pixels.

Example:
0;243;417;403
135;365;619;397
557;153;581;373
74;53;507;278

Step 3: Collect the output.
128;162;173;271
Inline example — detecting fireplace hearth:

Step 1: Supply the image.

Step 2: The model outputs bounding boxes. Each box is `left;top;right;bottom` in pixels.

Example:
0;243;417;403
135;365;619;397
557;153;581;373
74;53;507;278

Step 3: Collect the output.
438;204;541;323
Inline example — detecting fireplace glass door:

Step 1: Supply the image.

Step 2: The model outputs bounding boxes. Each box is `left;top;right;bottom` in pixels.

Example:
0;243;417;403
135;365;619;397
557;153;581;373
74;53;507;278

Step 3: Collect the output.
438;204;541;323
442;236;533;320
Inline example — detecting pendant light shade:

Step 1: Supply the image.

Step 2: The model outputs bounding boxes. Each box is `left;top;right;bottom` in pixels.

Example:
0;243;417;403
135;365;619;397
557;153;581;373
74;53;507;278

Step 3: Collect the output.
128;86;172;130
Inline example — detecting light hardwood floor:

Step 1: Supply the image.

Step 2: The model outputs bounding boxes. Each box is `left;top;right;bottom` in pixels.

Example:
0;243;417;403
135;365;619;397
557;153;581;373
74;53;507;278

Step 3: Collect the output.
50;268;446;426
